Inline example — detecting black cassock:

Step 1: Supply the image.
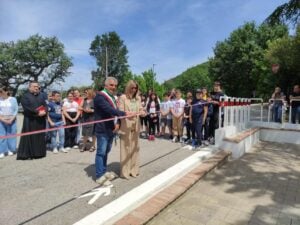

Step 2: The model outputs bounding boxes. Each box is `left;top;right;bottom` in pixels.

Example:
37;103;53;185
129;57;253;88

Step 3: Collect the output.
17;91;47;160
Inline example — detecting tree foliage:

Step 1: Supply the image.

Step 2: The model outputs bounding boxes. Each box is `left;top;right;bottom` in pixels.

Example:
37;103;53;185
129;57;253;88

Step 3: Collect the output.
132;70;165;98
208;22;288;98
89;31;129;90
0;34;73;95
163;62;212;94
265;24;300;94
265;0;300;27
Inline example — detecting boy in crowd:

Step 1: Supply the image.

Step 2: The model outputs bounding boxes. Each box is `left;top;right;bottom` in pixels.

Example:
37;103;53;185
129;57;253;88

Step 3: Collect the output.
160;92;173;139
190;89;207;149
171;89;185;143
47;91;67;153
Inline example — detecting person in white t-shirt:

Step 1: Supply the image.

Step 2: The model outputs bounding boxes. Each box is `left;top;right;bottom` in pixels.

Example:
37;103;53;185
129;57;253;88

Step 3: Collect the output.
160;92;173;139
0;86;18;158
63;91;80;150
171;89;185;142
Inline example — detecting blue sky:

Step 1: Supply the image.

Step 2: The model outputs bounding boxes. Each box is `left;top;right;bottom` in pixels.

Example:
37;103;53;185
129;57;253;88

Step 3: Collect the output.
0;0;287;88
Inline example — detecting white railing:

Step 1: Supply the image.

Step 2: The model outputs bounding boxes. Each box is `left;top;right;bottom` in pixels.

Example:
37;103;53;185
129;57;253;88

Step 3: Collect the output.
219;96;251;129
217;96;299;130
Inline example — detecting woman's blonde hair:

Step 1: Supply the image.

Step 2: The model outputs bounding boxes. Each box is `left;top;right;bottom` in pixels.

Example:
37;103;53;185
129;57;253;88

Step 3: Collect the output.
125;80;139;99
86;88;95;98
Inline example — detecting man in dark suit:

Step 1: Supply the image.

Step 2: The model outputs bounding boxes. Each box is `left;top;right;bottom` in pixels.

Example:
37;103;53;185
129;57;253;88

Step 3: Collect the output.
94;77;134;186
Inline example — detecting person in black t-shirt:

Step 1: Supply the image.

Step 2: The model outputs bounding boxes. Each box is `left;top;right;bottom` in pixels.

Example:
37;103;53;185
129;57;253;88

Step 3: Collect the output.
183;97;192;143
209;81;224;144
289;84;300;124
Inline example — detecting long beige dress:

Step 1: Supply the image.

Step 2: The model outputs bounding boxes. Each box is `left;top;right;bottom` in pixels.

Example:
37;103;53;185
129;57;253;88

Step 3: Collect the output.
118;95;142;179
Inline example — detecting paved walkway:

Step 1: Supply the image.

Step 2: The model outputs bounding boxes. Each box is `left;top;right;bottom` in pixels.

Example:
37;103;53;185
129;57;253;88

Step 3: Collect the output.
147;141;300;225
0;136;195;225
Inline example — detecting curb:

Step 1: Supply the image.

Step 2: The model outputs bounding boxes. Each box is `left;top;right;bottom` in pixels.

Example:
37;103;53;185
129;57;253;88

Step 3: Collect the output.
114;150;231;225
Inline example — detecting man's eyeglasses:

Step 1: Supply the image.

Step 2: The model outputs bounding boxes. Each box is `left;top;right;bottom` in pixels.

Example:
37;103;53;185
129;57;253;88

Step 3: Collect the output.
109;84;117;87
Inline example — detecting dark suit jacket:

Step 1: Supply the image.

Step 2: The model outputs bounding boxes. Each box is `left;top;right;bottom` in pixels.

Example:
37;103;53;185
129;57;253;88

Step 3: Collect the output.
94;92;125;137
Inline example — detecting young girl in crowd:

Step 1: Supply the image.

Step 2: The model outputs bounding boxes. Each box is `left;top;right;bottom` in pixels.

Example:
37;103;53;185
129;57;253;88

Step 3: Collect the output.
184;97;192;143
147;92;160;140
63;91;80;150
140;94;148;136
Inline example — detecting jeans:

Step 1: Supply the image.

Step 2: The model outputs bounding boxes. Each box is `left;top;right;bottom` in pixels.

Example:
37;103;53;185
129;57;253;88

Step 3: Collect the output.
192;117;203;145
184;119;192;140
95;133;114;179
0;120;17;154
51;127;65;149
291;106;300;124
272;104;282;123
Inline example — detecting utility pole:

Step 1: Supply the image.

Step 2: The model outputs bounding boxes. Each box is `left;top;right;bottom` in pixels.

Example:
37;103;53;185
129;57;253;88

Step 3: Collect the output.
105;47;108;78
152;63;155;91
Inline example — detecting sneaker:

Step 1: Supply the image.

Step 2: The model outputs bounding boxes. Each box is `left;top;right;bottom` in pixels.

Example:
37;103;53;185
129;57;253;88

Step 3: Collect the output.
96;175;108;186
72;145;79;149
59;148;68;153
179;137;184;143
53;148;58;154
65;147;71;151
102;180;112;187
184;139;190;144
198;143;204;149
151;135;155;141
7;151;14;156
209;137;215;145
191;139;197;148
0;153;4;159
172;137;178;143
204;140;210;146
105;171;118;181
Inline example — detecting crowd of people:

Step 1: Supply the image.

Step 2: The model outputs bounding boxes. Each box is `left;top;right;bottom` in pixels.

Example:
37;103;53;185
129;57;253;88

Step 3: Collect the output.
0;79;299;186
270;85;300;123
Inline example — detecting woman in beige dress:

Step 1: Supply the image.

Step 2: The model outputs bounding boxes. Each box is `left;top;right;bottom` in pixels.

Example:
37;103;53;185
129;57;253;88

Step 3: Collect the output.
118;80;145;179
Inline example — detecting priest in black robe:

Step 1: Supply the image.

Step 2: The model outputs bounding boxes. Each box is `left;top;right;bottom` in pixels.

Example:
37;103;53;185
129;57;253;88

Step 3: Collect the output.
17;81;47;160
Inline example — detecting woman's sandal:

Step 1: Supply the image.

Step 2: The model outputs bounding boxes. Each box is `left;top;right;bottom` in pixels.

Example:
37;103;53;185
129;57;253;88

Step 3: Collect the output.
89;146;96;152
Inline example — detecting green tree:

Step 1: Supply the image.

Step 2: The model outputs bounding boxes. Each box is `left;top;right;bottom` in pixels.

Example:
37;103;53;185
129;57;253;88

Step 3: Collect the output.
163;62;212;94
208;22;288;98
0;34;72;95
134;74;147;94
265;0;300;27
265;24;300;94
89;31;129;89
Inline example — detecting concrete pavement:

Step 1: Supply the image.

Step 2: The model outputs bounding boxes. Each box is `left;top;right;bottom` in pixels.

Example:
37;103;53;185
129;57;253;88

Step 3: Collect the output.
0;134;197;225
147;141;300;225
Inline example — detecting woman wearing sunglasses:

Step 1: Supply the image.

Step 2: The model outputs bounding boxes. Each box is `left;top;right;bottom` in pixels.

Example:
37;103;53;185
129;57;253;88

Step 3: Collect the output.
118;80;145;179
